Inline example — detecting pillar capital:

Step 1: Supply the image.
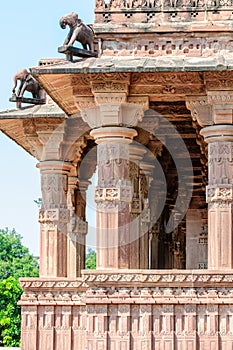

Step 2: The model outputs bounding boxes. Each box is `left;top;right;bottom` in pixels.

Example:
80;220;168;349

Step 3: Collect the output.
37;160;72;174
200;124;233;143
91;126;137;144
78;179;91;192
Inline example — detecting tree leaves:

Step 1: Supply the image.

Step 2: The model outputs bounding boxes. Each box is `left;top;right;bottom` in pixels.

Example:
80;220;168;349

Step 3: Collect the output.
0;228;39;280
85;248;96;269
0;228;39;346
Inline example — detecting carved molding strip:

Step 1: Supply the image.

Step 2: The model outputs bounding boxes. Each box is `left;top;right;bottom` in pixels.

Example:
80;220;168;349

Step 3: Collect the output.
101;37;233;58
95;0;233;10
20;271;233;292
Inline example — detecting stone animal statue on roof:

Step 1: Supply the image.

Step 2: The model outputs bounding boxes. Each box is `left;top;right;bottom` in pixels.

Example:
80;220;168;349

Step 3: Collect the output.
12;69;44;99
59;12;94;51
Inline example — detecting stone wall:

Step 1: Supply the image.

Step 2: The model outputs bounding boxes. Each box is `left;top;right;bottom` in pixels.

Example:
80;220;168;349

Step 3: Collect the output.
19;270;233;350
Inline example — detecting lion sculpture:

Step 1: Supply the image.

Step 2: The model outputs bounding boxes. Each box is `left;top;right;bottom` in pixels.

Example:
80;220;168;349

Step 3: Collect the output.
59;12;94;51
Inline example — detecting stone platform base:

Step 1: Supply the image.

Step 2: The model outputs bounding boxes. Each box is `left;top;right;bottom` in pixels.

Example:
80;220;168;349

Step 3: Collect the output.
19;270;233;350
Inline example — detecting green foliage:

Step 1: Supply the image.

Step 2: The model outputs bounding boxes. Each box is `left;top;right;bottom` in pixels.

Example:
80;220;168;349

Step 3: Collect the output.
0;228;39;280
0;228;39;347
0;277;23;347
85;248;96;269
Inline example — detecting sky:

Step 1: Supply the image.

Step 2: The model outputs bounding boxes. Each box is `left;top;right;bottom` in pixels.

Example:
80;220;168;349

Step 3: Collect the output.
0;1;95;256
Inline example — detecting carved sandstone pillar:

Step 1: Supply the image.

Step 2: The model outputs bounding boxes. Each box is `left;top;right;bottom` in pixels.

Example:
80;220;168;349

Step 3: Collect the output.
38;161;72;277
92;126;137;269
81;100;144;269
200;125;233;269
186;92;233;270
129;143;146;269
35;122;72;278
67;175;88;277
140;157;154;269
186;209;204;269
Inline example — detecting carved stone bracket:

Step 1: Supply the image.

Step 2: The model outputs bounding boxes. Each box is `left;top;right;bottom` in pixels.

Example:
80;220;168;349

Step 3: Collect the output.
207;91;233;124
186;95;212;127
187;91;233;126
81;102;144;128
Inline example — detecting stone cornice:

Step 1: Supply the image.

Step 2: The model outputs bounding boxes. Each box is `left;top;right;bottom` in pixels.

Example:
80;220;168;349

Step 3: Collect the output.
20;270;233;291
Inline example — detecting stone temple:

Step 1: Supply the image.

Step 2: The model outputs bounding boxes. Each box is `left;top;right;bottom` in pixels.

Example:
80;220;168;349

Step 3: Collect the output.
0;0;233;349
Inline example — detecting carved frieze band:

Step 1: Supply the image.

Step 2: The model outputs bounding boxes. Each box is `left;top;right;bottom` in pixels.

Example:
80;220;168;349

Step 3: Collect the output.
207;185;233;203
95;0;233;10
39;209;70;223
101;37;233;59
95;186;133;203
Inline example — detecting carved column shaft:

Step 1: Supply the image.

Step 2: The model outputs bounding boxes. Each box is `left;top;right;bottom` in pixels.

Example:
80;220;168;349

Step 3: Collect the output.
67;176;78;278
200;125;233;269
75;180;89;273
139;160;154;269
67;176;88;278
38;161;71;277
129;143;146;269
91;126;137;269
186;209;206;269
